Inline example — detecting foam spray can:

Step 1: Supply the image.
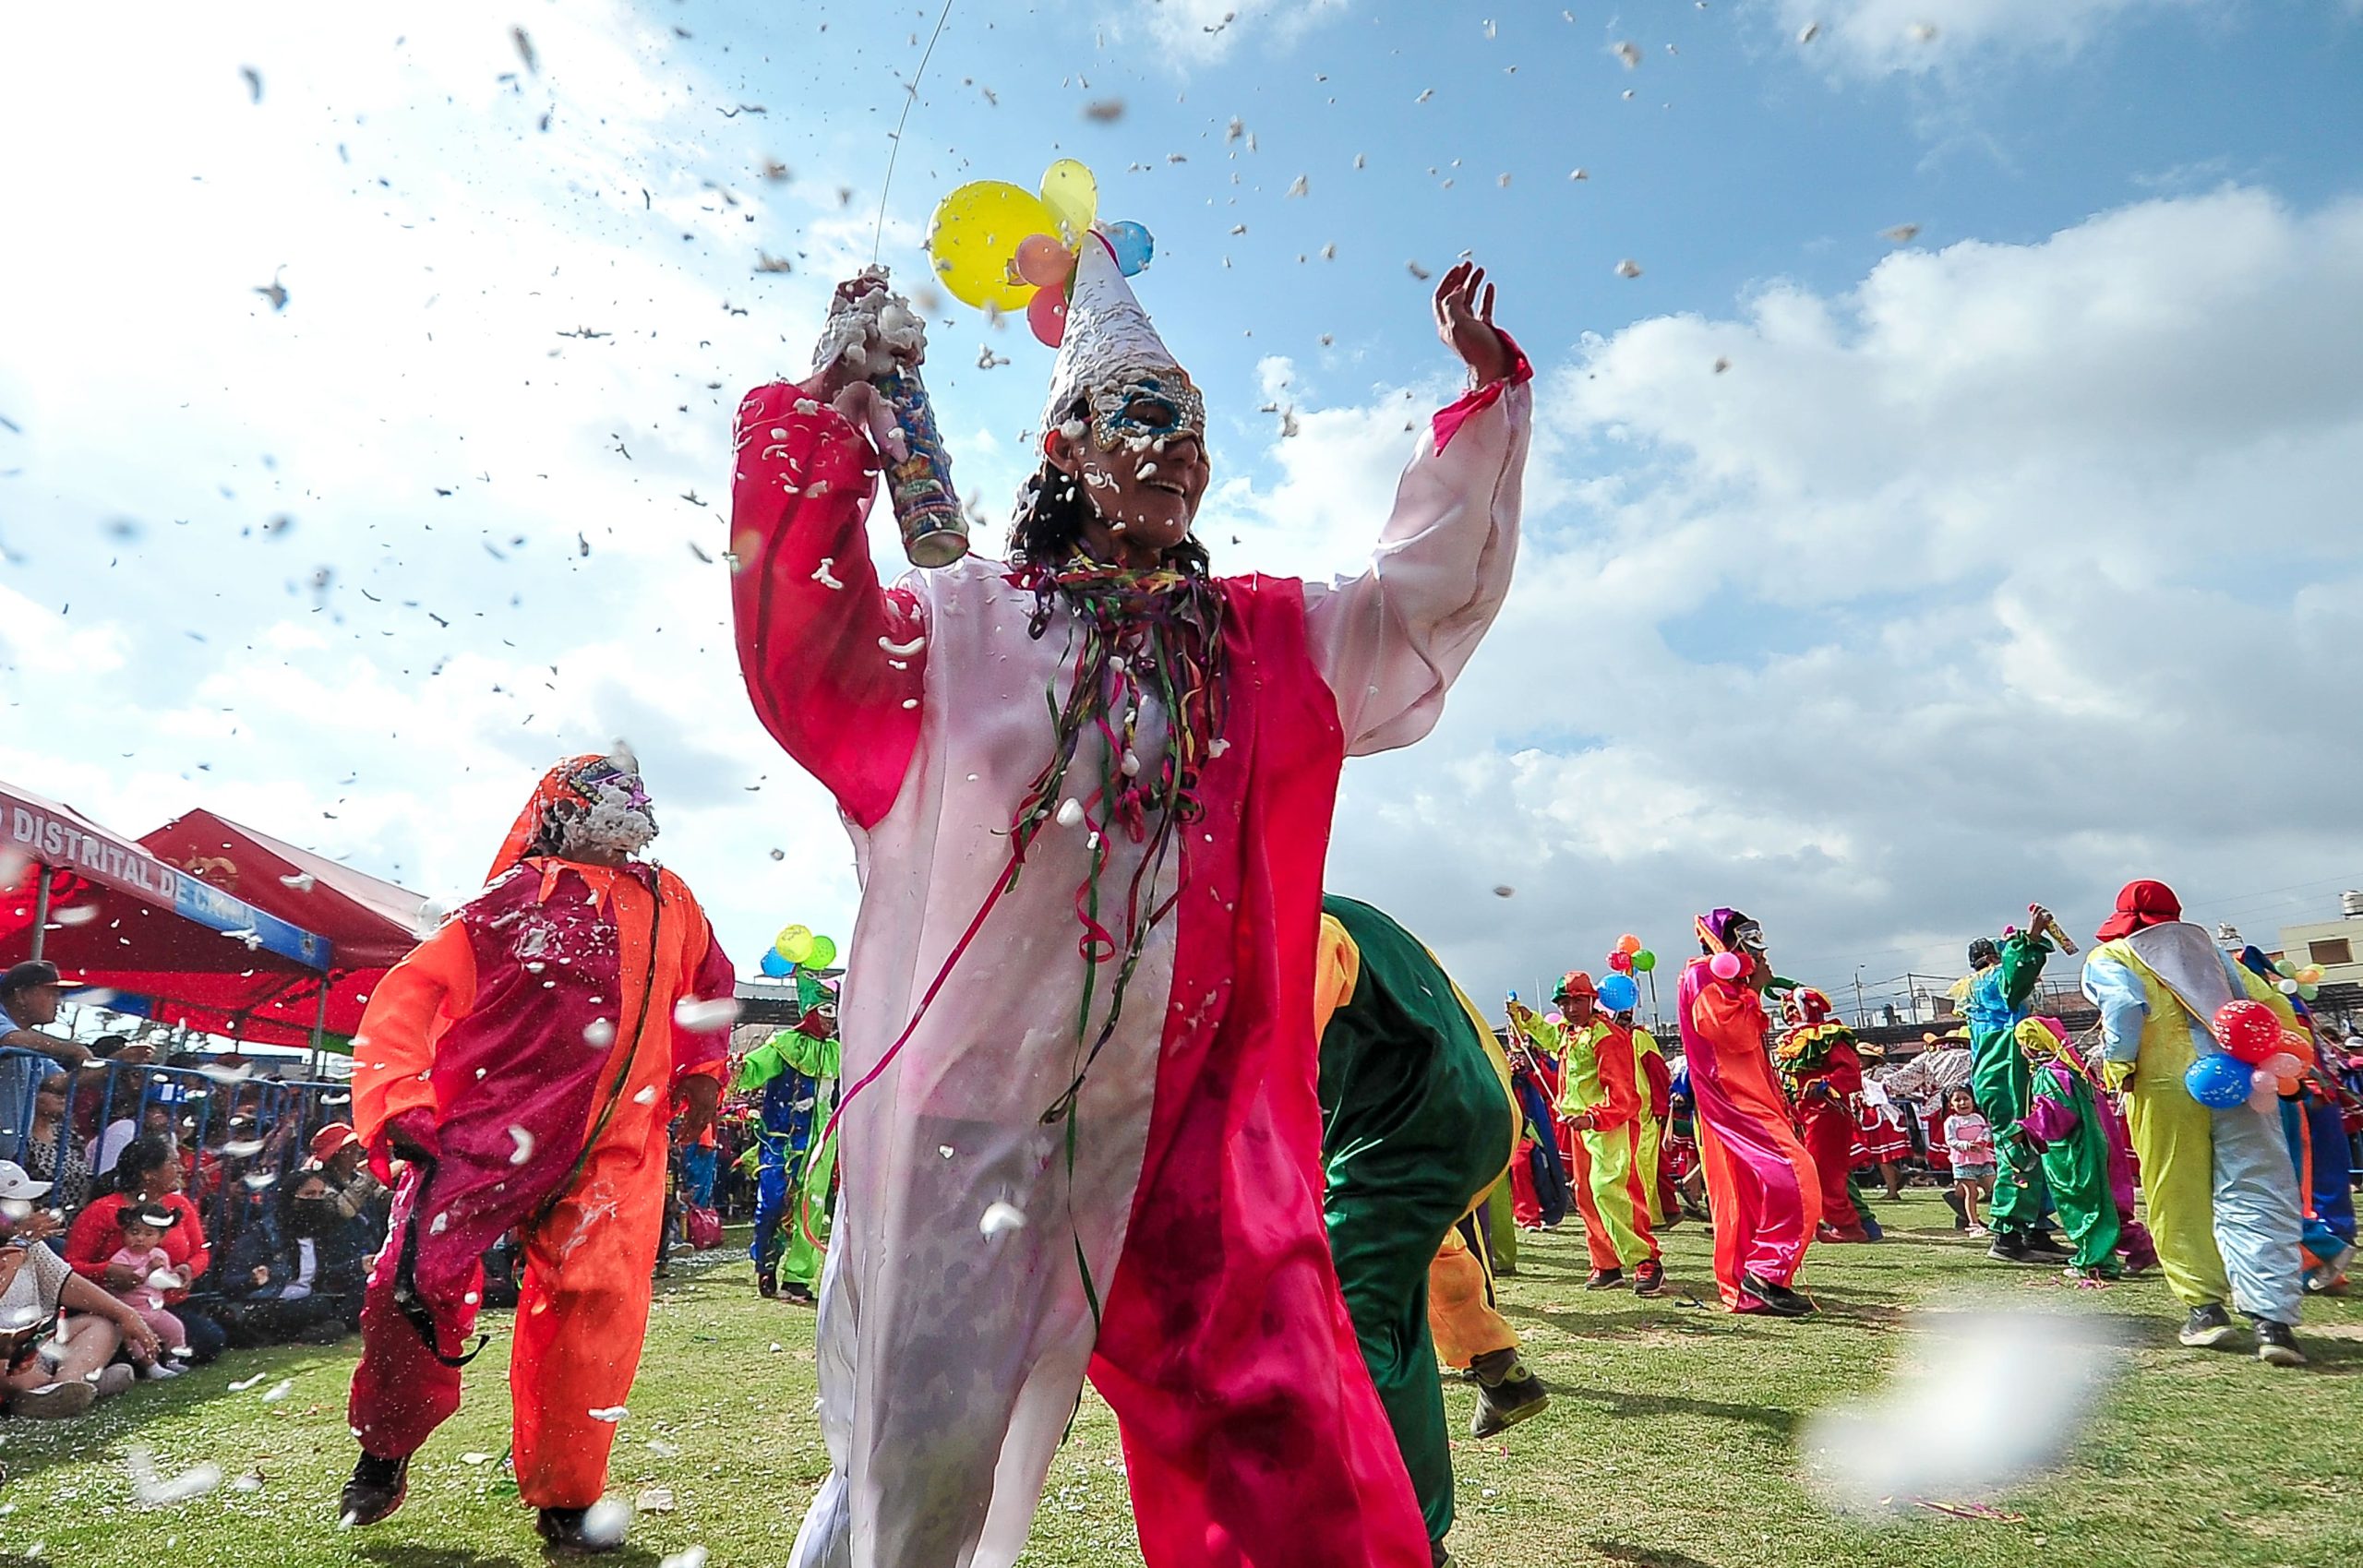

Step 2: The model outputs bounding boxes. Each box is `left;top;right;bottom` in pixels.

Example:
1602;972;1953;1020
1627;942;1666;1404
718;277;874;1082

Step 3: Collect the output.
872;364;968;569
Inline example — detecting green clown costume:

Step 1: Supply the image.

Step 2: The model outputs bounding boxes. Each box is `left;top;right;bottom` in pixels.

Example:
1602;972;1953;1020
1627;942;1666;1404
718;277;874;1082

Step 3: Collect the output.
1314;894;1546;1566
2008;1017;2124;1276
736;972;843;1298
1963;929;2063;1254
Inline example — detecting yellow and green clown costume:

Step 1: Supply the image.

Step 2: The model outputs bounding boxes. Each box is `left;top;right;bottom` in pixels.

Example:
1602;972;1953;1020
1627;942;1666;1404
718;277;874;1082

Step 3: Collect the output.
2080;887;2304;1330
1313;894;1543;1564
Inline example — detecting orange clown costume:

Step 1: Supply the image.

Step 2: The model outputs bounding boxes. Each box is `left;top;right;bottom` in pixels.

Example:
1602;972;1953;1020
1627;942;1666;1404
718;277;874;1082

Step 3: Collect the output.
342;757;735;1525
1508;974;1661;1291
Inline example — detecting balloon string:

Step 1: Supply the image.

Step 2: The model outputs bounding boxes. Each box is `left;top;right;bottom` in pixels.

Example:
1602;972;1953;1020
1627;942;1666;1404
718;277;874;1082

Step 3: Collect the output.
873;0;958;266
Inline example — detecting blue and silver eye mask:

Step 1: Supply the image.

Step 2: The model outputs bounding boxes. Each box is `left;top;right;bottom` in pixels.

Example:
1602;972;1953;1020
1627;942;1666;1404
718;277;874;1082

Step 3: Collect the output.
1087;373;1205;453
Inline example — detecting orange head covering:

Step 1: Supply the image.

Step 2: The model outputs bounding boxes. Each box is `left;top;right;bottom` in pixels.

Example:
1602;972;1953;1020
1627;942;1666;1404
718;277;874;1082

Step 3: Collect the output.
486;753;643;884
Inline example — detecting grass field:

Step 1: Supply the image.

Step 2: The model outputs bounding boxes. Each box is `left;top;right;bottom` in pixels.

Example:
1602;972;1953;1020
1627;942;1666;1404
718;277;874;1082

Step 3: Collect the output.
2;1192;2357;1568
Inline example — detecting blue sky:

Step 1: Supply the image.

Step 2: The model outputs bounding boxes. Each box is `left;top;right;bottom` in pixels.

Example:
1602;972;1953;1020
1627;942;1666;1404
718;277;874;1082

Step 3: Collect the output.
4;0;2361;1023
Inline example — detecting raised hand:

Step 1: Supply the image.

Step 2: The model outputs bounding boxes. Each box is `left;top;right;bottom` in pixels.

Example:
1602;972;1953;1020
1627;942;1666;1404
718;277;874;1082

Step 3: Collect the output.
1433;260;1510;385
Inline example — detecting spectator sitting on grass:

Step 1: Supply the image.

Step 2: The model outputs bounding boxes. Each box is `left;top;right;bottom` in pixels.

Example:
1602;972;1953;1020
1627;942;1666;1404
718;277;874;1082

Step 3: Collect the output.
1;1159;162;1418
217;1165;366;1348
62;1134;228;1363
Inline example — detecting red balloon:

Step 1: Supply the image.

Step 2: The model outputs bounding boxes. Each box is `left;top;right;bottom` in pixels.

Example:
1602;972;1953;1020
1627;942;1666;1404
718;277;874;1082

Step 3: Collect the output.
1026;280;1068;347
1607;951;1634;974
2213;999;2284;1065
1014;233;1074;288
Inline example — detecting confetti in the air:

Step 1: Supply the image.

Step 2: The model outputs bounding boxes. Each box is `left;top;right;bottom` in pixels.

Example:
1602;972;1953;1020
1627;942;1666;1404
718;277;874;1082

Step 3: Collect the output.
674;997;742;1033
1883;223;1922;245
127;1448;224;1508
1615;258;1644;278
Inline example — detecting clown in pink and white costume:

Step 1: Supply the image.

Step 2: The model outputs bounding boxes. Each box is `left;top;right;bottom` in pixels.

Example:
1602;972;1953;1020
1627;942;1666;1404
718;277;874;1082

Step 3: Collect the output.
727;231;1529;1568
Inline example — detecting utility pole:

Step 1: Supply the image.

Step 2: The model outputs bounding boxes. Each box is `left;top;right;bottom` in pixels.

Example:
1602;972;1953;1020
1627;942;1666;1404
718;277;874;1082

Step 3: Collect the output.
1853;966;1868;1029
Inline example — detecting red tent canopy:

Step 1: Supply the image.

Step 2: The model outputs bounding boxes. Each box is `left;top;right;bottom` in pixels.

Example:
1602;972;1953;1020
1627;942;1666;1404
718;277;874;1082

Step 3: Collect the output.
1;780;338;1049
138;808;435;1050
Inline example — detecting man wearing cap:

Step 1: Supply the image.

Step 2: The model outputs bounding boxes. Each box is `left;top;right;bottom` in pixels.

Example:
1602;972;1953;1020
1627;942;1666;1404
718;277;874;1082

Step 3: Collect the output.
2081;880;2308;1365
1;961;91;1162
338;754;736;1550
1679;911;1821;1316
1510;973;1664;1294
310;1123;390;1251
1961;916;2074;1265
732;233;1528;1568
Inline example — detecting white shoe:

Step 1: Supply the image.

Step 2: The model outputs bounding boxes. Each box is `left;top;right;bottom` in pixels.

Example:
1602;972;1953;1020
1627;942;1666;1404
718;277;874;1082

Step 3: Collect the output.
142;1361;185;1380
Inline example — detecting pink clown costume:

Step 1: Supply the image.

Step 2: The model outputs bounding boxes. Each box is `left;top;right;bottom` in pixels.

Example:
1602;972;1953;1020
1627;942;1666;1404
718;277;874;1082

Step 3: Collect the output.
728;239;1529;1568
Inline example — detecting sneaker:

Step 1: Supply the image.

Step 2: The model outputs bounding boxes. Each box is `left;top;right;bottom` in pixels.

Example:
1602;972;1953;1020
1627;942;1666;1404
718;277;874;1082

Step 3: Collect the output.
92;1363;136;1398
141;1361;183;1380
1739;1272;1817;1318
2253;1319;2307;1368
1469;1359;1549;1438
1583;1267;1625;1291
1986;1234;2037;1264
2177;1303;2237;1349
1632;1260;1666;1298
536;1505;623;1554
2021;1232;2074;1263
340;1452;411;1527
8;1381;97;1419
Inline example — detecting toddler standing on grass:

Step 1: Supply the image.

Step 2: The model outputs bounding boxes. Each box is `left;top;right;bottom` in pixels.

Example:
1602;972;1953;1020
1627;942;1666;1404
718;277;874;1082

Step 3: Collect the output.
105;1205;188;1378
1944;1088;1998;1238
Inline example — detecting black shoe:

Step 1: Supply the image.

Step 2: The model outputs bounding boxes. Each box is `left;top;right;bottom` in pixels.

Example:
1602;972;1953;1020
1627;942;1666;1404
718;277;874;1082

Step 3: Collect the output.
1986;1233;2037;1264
2253;1319;2307;1367
756;1267;778;1299
339;1453;410;1528
2021;1232;2073;1263
2178;1302;2237;1349
1740;1272;1816;1318
1632;1260;1666;1298
782;1282;817;1306
536;1506;621;1555
1584;1267;1625;1290
1469;1358;1549;1438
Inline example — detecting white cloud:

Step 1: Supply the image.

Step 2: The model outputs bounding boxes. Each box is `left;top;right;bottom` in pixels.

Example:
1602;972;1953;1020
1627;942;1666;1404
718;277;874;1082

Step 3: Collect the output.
1776;0;2204;78
1311;186;2363;1006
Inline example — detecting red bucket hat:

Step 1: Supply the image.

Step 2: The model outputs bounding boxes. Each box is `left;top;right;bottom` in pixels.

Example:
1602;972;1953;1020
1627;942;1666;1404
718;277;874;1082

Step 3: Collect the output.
2095;880;2181;942
1554;970;1597;1003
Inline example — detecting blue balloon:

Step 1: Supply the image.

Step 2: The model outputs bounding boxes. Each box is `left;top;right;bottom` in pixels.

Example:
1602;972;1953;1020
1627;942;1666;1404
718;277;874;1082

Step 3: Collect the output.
2184;1051;2255;1109
1597;974;1641;1013
759;949;795;978
1105;220;1154;278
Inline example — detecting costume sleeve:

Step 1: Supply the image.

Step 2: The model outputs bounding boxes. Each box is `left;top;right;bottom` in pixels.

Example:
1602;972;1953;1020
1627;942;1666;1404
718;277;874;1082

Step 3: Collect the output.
1823;1043;1865;1098
1311;916;1361;1039
2020;1071;2081;1143
1998;932;2052;1010
727;381;927;830
352;920;478;1152
1689;977;1762;1058
1591;1028;1642;1131
2080;955;2149;1068
671;919;738;1088
1301;341;1530;757
1639;1039;1672;1118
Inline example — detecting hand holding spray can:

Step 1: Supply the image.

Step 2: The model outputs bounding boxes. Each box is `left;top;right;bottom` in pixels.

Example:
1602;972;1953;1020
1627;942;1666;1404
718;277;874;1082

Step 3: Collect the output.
814;268;968;569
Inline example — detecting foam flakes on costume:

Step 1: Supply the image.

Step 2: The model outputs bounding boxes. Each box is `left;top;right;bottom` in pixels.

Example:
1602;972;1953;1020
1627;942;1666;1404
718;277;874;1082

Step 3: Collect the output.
675;997;741;1033
127;1447;224;1507
979;1202;1027;1239
632;1086;658;1106
508;1126;535;1166
879;633;926;657
585;1018;618;1048
811;557;846;591
279;871;318;892
588;1405;629;1423
1055;797;1086;828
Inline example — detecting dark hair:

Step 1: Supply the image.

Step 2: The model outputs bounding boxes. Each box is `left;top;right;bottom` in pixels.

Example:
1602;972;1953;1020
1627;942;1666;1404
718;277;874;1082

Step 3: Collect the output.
114;1134;178;1196
90;1035;129;1059
282;1163;332;1222
1006;399;1212;582
1968;937;2001;968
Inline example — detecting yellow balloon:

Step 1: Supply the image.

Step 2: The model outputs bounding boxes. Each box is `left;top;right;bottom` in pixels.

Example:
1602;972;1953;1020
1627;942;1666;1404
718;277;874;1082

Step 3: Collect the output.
774;922;813;963
1038;159;1098;246
927;181;1057;311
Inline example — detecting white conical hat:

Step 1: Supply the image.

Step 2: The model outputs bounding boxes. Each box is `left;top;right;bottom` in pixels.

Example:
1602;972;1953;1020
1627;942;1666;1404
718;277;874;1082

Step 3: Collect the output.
1041;229;1189;428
